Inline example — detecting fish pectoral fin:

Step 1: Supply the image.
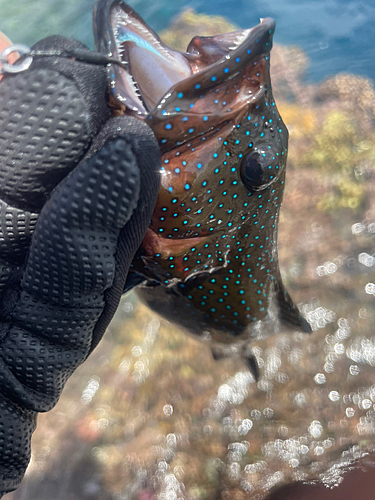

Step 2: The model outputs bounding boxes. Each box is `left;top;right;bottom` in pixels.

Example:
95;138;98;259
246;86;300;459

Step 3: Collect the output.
211;346;227;361
275;283;312;334
245;353;260;381
212;345;260;381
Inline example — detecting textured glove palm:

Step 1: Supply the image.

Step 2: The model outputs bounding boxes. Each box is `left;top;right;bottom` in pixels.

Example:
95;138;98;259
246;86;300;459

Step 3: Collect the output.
0;36;160;496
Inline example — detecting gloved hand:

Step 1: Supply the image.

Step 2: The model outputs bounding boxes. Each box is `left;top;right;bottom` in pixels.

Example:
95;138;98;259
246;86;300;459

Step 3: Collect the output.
0;35;160;496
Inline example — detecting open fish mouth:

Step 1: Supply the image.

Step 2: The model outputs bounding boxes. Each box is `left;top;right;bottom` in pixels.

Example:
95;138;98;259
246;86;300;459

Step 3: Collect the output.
93;0;275;118
93;0;279;255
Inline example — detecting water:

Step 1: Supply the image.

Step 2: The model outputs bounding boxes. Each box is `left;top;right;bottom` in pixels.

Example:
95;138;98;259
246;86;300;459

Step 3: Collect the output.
2;1;375;499
1;0;375;82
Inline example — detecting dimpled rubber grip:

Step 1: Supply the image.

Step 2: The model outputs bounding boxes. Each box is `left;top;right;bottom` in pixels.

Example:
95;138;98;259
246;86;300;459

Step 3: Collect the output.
0;394;36;495
0;36;111;311
0;201;38;264
0;68;91;211
1;136;140;409
0;35;110;214
0;132;143;495
0;36;160;494
0;200;39;306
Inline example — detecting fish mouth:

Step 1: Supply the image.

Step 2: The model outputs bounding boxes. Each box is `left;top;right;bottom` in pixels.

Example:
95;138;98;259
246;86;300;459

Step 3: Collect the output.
93;0;275;117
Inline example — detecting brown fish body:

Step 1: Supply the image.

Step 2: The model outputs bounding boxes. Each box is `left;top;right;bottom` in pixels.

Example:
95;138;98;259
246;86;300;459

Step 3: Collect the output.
94;0;311;371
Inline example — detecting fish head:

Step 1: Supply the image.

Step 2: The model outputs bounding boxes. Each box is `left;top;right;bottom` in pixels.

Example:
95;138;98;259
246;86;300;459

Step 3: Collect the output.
94;1;310;343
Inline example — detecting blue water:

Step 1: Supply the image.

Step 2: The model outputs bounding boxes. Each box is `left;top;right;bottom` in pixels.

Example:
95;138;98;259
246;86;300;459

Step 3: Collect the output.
1;0;374;83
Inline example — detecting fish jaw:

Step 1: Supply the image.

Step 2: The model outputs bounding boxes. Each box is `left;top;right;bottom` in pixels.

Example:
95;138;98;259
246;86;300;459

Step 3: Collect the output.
93;0;275;117
94;0;193;115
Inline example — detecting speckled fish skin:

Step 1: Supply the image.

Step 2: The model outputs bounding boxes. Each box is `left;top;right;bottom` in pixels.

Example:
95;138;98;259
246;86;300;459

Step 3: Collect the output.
94;0;311;363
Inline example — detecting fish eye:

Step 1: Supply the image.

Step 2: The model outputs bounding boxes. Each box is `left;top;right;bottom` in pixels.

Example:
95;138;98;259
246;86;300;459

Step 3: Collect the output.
240;152;264;190
240;149;281;192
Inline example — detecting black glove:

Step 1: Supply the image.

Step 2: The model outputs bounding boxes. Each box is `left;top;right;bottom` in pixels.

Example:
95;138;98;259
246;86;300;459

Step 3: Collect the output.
0;36;160;496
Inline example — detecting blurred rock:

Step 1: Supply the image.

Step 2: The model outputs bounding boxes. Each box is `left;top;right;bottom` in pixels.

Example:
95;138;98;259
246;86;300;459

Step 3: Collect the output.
160;8;238;51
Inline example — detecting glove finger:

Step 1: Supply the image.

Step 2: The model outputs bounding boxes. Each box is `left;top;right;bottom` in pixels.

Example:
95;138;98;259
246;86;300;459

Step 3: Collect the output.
0;36;110;213
0;116;160;496
0;117;141;410
0;116;159;411
22;118;142;307
86;116;161;351
0;394;36;496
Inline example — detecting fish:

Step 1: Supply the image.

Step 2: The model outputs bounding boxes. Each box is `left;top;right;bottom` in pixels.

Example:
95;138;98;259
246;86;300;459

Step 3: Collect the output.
93;0;311;378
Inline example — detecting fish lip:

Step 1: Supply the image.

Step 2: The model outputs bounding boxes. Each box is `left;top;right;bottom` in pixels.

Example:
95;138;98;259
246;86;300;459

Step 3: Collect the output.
93;0;275;116
151;17;275;118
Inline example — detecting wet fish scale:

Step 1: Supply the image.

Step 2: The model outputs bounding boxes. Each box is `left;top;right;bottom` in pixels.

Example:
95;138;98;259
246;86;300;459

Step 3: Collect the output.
135;82;288;339
94;0;311;371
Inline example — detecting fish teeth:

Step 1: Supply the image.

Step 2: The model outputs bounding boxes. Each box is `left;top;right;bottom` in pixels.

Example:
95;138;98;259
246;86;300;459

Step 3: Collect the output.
115;10;131;26
114;8;176;64
113;28;145;109
117;44;128;60
125;66;142;97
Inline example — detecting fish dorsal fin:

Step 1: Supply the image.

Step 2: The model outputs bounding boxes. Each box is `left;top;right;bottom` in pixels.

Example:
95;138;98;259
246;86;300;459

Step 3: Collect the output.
274;280;312;333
